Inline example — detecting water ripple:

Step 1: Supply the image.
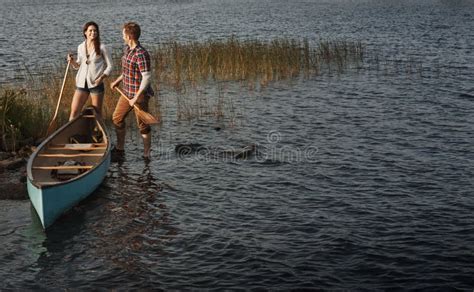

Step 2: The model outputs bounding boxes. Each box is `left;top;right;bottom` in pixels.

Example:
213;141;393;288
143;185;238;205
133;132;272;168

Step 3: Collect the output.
2;0;474;290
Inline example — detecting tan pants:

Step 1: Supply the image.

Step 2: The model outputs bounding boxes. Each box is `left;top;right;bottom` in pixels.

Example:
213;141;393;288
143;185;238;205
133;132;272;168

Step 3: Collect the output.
112;95;151;134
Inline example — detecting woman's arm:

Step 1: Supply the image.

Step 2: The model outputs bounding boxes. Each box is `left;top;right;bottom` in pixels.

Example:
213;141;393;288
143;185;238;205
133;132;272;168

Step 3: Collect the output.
67;54;80;69
94;45;113;85
102;45;113;77
67;46;81;70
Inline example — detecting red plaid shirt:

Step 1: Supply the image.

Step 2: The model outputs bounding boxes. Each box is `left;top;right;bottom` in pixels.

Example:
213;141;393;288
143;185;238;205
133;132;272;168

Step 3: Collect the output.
121;43;154;99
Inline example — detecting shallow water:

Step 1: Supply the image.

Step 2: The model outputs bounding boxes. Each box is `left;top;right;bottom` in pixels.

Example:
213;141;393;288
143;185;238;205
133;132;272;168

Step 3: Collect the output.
1;0;474;290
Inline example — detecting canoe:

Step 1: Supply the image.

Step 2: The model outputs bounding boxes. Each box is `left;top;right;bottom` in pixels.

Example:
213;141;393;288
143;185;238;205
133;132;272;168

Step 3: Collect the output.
27;107;111;229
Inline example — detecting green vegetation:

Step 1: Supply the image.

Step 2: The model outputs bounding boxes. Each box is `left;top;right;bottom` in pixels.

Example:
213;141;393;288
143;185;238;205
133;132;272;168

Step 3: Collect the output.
151;38;364;90
0;89;49;151
1;37;365;150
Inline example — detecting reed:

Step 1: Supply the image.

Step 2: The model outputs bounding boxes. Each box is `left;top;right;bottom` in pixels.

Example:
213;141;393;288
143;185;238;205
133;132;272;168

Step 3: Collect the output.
365;52;423;77
0;88;50;151
150;37;364;90
147;37;364;120
1;36;365;139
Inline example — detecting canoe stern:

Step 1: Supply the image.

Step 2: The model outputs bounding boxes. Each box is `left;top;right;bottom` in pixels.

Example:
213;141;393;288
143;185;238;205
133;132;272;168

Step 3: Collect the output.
27;154;110;229
27;179;44;226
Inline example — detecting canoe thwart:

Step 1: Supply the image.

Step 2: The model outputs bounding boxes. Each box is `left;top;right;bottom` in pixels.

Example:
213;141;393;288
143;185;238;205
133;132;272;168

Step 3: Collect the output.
49;143;107;147
27;107;110;229
32;165;94;170
47;143;107;151
38;153;104;158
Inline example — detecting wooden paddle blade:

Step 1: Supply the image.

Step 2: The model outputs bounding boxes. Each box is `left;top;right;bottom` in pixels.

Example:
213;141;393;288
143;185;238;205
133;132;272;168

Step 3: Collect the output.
134;106;159;124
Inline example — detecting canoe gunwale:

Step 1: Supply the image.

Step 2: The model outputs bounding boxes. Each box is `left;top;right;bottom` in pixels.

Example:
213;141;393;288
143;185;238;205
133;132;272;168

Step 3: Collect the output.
27;108;111;189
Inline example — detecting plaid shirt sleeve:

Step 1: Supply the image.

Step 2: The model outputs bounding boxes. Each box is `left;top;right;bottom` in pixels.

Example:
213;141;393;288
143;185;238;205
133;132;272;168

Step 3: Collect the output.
121;45;154;99
137;50;151;73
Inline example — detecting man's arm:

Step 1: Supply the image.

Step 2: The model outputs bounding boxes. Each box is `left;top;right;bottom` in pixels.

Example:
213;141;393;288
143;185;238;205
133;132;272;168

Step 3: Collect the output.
128;50;152;106
128;71;151;106
110;75;123;89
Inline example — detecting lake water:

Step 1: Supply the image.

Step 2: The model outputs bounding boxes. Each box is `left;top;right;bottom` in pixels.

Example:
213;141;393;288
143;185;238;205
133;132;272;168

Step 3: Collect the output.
1;0;474;290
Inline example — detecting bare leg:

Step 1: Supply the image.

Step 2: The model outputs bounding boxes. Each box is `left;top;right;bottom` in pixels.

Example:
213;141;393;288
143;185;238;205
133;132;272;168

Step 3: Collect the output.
90;92;104;119
142;132;151;158
69;90;90;121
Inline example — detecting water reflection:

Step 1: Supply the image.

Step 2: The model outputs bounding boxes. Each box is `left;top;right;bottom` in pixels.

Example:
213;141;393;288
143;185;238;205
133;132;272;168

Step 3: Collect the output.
15;161;175;288
0;205;46;289
22;206;47;257
87;161;173;273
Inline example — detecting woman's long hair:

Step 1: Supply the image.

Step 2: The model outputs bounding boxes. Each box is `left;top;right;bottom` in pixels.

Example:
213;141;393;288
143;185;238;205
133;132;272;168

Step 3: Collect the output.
83;21;101;56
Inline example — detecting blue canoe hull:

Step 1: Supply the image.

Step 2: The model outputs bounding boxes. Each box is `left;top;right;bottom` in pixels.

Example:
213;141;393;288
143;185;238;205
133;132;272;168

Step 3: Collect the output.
26;108;111;229
27;154;110;229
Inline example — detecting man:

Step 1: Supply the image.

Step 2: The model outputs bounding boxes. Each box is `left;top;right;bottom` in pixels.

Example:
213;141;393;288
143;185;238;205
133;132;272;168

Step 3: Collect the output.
111;22;154;159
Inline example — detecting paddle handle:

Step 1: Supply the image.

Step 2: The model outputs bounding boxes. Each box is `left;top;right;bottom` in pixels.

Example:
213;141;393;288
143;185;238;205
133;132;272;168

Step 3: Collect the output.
46;60;70;136
114;87;159;124
115;87;134;106
114;87;145;112
51;60;70;122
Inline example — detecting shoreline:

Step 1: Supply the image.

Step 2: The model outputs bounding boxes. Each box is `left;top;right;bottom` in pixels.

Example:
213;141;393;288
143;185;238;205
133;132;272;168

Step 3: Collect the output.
0;150;30;200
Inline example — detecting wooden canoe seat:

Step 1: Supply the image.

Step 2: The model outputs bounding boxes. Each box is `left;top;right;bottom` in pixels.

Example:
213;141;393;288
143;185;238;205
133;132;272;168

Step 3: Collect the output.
32;165;94;170
47;143;107;151
38;153;104;158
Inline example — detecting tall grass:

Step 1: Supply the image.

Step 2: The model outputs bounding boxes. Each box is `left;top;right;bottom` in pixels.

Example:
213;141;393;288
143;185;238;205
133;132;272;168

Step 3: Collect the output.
1;37;365;147
150;37;363;120
0;88;50;151
151;37;364;90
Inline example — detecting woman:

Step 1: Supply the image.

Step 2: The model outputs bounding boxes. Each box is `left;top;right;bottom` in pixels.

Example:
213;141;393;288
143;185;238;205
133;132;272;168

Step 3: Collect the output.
67;21;113;120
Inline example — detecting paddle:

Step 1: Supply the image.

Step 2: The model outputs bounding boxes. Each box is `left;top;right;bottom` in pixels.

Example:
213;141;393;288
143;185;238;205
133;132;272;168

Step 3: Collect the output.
46;59;71;136
114;87;159;124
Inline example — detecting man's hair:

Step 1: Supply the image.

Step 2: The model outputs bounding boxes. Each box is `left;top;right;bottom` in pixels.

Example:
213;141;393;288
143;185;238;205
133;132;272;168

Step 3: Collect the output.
123;22;141;41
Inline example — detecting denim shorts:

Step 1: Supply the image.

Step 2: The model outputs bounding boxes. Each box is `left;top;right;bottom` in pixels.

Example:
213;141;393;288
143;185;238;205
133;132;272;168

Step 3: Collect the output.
77;82;104;95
